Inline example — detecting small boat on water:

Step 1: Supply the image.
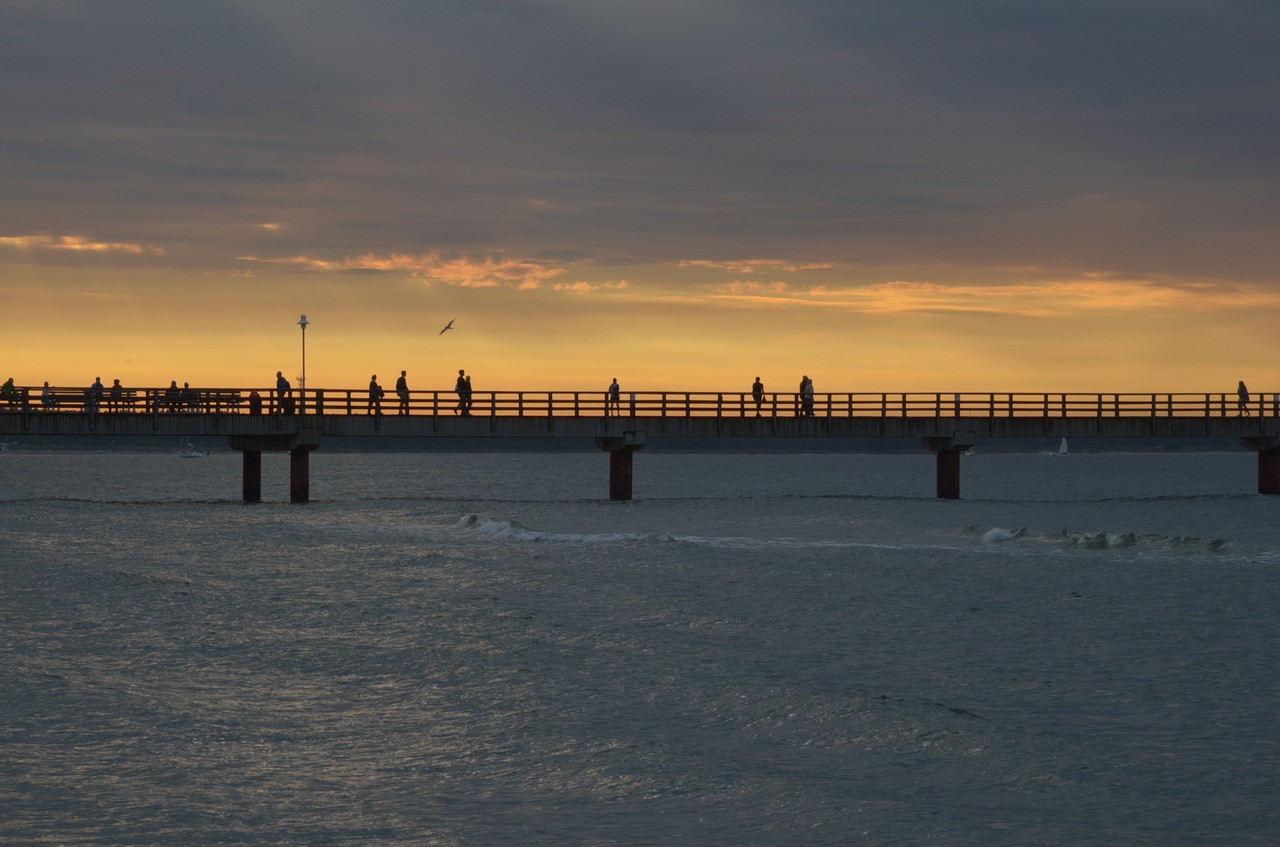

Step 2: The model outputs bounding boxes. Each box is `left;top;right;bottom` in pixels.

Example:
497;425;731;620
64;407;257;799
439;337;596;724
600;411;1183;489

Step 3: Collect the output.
179;438;207;458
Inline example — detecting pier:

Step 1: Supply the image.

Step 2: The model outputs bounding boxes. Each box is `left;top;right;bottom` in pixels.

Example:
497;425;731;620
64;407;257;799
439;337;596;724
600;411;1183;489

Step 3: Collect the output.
3;386;1279;501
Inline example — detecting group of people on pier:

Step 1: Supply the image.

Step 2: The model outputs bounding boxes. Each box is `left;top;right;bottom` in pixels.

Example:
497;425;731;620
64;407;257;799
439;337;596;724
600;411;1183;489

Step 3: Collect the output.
350;369;474;416
0;371;817;417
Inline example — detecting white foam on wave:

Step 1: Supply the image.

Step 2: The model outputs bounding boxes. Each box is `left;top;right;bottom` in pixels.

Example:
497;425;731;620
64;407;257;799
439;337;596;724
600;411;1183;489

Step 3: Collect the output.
454;513;944;553
981;527;1024;544
456;513;665;544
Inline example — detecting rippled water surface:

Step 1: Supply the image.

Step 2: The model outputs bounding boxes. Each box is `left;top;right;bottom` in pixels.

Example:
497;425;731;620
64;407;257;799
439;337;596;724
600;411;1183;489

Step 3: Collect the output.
2;450;1278;845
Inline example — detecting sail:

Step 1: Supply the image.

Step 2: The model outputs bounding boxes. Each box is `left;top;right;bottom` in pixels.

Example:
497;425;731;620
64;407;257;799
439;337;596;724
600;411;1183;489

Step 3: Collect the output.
1058;437;1068;455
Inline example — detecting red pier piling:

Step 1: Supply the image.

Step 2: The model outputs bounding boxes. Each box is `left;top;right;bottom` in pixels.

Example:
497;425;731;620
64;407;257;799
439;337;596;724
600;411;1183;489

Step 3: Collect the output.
243;450;262;503
290;447;310;504
922;433;975;500
596;431;647;501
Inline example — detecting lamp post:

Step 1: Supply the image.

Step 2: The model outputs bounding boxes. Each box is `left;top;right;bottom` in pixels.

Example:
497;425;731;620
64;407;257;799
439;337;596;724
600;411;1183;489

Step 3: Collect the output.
298;314;308;412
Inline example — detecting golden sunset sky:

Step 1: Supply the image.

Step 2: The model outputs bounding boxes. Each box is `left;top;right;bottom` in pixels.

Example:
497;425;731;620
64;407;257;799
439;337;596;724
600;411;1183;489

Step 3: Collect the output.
3;1;1278;394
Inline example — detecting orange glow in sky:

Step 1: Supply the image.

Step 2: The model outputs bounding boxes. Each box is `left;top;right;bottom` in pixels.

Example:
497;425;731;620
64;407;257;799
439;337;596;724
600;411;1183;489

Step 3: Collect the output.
3;3;1277;396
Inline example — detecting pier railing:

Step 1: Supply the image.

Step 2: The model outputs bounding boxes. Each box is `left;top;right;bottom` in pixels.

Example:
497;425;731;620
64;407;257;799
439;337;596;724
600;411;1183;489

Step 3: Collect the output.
4;387;1277;418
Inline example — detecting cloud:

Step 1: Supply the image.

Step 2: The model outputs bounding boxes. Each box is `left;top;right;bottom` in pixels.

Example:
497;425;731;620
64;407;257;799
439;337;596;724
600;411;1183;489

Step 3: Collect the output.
715;280;791;296
552;279;630;294
709;273;1280;318
680;259;832;275
0;234;163;255
237;251;568;289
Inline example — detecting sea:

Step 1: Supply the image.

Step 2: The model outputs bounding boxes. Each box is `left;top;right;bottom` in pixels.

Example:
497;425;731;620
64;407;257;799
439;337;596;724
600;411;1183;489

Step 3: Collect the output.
1;448;1277;846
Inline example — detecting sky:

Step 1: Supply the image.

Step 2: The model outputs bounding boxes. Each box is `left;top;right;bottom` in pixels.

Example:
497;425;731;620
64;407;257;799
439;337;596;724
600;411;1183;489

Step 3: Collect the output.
3;0;1279;394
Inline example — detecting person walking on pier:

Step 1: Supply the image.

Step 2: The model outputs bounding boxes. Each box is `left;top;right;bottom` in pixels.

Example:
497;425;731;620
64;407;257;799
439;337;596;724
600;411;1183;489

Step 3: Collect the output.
1238;380;1251;416
455;369;472;416
752;376;764;415
800;375;815;417
606;378;621;415
368;374;384;415
396;370;410;415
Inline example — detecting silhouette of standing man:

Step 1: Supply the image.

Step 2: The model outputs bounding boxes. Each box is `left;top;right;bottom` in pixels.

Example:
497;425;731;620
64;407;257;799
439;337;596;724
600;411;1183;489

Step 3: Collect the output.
752;376;764;416
276;371;292;414
368;374;384;415
606;378;621;415
455;369;472;416
1238;380;1251;416
396;370;410;415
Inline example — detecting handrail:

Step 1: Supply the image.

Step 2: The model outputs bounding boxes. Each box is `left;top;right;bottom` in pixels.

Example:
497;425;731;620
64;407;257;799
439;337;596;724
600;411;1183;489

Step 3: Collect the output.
2;387;1276;418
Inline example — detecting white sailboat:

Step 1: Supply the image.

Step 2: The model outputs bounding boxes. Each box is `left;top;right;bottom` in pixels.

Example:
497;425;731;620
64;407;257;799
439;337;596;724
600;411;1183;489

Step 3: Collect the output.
1058;437;1069;455
179;437;207;458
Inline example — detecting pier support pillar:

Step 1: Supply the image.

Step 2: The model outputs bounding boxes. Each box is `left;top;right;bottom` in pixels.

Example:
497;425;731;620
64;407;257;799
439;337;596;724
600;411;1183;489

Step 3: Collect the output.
596;431;647;501
290;447;310;504
1242;437;1280;495
922;433;976;500
242;450;262;503
1261;451;1280;495
230;427;321;504
935;449;961;500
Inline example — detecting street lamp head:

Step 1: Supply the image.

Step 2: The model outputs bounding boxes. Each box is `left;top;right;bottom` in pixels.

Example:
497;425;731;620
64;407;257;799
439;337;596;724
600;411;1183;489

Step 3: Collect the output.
298;314;309;328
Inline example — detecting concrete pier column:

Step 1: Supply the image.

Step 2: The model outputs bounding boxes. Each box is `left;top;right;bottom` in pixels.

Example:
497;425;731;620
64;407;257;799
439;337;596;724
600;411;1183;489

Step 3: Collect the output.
1260;450;1280;495
290;447;310;504
935;449;962;499
1241;437;1280;495
609;448;634;500
596;431;647;501
242;450;262;503
922;433;976;500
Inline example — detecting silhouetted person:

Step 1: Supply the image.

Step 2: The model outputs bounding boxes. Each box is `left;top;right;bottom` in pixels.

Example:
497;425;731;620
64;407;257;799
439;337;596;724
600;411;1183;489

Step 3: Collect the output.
41;381;57;409
1238;380;1251;416
109;378;123;412
606;378;621;415
165;380;180;413
368;374;384;415
752;376;764;415
395;370;410;415
455;369;472;416
88;377;103;415
275;371;292;414
800;375;814;417
182;381;198;413
1;377;18;406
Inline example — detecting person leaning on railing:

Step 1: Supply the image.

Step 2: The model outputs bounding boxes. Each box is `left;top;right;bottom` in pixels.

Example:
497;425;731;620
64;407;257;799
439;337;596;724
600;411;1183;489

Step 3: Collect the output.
1;377;18;406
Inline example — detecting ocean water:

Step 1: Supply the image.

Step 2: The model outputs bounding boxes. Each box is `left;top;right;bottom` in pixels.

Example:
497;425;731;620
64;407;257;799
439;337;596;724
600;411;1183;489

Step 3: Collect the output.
1;449;1277;846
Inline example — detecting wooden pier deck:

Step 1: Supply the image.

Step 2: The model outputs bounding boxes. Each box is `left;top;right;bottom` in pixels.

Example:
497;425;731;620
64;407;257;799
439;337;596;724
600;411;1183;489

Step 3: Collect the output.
4;386;1279;500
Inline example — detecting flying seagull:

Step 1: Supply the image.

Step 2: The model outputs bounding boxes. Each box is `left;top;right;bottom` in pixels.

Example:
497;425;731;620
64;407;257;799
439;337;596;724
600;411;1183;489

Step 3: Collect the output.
439;319;455;336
